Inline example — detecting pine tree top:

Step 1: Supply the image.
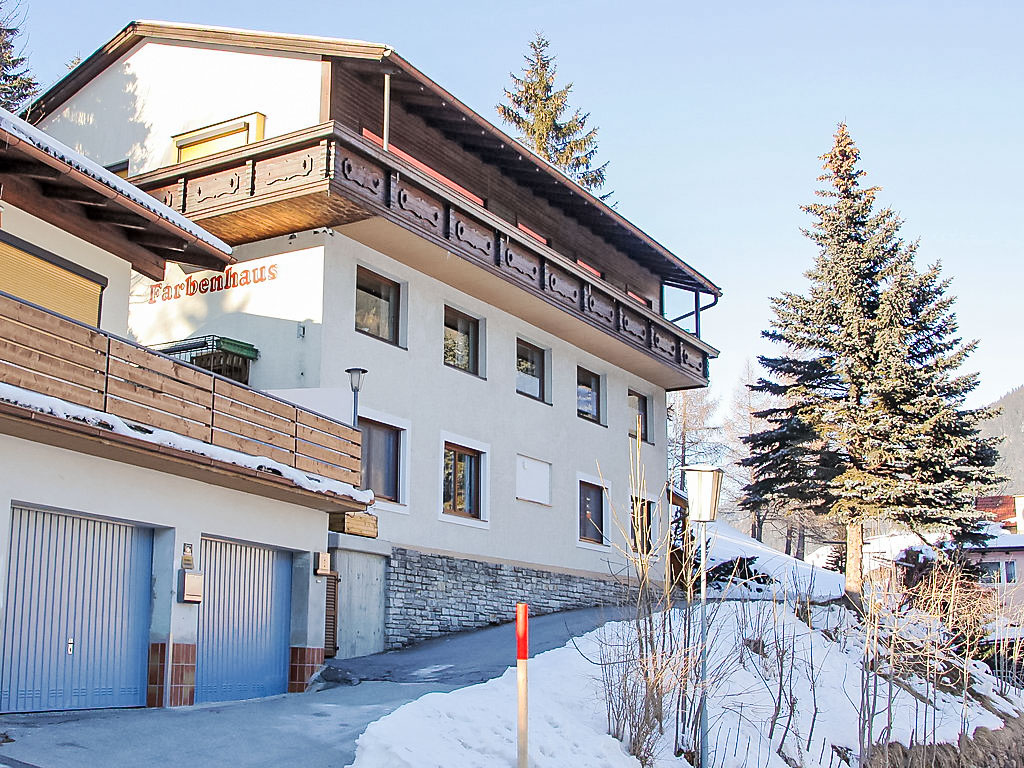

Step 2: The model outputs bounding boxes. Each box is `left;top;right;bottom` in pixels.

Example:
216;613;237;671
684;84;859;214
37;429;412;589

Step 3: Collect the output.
497;32;608;193
0;2;37;112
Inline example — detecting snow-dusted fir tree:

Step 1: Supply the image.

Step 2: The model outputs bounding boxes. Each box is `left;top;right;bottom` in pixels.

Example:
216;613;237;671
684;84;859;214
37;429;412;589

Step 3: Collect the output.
497;33;608;192
0;2;36;111
743;124;999;602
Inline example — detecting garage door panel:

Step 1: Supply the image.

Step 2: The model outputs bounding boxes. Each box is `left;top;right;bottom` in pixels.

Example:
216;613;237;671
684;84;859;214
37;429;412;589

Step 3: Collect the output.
196;538;291;703
1;507;152;713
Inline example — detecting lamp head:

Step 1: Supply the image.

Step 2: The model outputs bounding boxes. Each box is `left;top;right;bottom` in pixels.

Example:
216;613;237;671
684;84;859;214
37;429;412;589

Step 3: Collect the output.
683;464;723;523
345;367;368;393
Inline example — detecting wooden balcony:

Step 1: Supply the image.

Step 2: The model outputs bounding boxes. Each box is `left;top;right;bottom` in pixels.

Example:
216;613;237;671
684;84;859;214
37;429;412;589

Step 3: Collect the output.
130;123;718;390
0;290;375;534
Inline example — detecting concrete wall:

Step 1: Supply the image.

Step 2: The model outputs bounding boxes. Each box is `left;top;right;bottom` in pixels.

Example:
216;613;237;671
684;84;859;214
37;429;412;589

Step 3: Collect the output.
39;40;322;174
1;204;133;335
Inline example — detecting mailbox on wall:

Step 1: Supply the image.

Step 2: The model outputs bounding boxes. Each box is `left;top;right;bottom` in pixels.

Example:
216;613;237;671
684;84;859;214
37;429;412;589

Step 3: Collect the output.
178;569;204;603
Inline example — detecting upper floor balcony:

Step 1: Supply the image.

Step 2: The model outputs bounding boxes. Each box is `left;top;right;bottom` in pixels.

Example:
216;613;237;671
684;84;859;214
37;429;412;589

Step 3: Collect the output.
130;122;718;391
0;289;375;536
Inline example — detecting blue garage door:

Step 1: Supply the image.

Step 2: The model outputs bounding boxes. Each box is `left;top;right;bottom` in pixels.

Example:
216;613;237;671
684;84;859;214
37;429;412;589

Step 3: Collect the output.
1;506;153;713
196;538;292;703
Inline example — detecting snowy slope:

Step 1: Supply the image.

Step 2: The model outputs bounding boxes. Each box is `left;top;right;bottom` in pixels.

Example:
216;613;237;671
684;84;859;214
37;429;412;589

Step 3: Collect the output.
349;604;1022;768
704;521;845;600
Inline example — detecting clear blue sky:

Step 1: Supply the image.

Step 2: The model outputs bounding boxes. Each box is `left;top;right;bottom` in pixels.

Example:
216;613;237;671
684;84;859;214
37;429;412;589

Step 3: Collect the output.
21;0;1024;408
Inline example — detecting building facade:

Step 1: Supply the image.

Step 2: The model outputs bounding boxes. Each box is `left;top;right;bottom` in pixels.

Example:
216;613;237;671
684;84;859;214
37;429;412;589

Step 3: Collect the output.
33;22;722;653
0;107;372;712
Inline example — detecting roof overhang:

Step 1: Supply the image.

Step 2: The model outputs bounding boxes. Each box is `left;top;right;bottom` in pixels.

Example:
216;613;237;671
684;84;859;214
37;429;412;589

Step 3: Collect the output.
26;21;718;296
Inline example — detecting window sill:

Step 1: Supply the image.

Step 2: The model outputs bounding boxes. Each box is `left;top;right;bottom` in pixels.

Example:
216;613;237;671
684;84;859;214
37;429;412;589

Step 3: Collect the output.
577;539;610;552
355;327;407;350
517;390;552;406
443;362;486;380
440;510;490;530
577;414;607;428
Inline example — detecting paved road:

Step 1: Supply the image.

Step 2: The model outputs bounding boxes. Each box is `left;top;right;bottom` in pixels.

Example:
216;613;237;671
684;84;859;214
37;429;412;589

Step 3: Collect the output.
0;606;626;768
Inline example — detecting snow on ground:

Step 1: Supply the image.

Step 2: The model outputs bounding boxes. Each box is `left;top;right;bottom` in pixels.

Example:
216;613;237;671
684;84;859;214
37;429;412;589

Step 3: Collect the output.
349;602;1023;768
0;381;373;504
704;521;845;601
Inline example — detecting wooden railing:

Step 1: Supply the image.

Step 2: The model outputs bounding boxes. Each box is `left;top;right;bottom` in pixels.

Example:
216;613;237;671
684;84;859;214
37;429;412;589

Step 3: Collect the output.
0;290;362;488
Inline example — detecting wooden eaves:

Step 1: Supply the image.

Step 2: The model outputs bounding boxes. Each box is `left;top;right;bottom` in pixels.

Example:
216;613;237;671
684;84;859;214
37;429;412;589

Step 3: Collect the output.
25;20;717;296
0;115;233;281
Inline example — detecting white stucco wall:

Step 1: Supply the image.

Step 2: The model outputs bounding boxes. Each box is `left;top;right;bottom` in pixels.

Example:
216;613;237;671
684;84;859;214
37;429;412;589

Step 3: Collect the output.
1;203;132;334
0;434;328;644
124;229;671;578
129;237;326;390
39;40;322;174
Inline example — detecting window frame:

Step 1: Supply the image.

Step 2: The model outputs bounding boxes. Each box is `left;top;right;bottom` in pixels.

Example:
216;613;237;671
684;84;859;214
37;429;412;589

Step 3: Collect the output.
443;305;482;376
439;432;490;528
628;389;650;443
578;479;606;546
516;338;547;402
357;408;411;514
173;112;266;163
360;417;402;503
355;266;402;346
577;366;603;424
979;561;1002;584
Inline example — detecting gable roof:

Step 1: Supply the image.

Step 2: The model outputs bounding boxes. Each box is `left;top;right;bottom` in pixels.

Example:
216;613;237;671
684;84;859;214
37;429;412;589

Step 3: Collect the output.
27;21;719;297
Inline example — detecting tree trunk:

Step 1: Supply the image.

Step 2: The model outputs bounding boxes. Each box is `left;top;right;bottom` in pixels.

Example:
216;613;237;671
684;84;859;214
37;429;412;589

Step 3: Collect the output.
750;512;762;542
845;522;864;607
795;524;806;560
784;523;794;556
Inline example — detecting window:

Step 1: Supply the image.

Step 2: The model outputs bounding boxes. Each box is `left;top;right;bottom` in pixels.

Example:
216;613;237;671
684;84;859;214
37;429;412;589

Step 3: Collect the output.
443;306;479;374
577;367;601;423
0;230;106;326
579;481;604;544
628;390;649;442
361;419;401;502
443;442;481;518
355;267;400;344
516;339;545;400
174;112;266;163
515;455;551;505
980;562;1002;584
631;498;654;554
1006;561;1018;584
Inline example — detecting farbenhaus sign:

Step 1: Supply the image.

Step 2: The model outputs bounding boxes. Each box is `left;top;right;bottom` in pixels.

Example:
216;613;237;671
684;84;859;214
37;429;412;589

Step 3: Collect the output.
148;263;280;303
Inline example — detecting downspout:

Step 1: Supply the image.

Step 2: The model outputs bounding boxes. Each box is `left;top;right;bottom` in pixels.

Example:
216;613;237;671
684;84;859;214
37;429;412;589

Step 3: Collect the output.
669;291;720;337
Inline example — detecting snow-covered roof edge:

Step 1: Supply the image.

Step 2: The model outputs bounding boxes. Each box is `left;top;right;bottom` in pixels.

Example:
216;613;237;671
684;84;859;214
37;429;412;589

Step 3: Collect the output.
0;381;372;507
0;106;231;256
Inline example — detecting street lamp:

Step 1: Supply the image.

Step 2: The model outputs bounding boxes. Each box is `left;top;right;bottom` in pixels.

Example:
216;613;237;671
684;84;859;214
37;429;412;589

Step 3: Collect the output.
683;464;723;768
345;367;367;427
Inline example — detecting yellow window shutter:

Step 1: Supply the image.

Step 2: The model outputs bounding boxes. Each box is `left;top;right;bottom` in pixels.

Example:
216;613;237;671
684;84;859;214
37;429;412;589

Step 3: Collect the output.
0;237;105;326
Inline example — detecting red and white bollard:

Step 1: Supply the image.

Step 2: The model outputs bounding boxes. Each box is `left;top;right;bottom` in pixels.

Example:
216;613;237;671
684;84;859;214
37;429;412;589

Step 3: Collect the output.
516;602;529;768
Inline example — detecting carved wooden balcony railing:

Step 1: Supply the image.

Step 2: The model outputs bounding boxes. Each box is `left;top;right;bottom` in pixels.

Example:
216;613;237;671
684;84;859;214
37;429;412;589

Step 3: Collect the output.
131;122;717;387
0;290;375;534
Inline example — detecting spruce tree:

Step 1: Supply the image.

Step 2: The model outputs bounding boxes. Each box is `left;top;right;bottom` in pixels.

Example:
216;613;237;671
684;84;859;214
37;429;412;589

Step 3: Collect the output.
497;33;608;192
0;2;37;112
742;124;1000;603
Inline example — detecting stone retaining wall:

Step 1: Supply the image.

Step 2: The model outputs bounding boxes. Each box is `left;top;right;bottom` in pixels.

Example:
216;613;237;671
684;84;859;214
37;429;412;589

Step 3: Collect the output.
383;547;628;648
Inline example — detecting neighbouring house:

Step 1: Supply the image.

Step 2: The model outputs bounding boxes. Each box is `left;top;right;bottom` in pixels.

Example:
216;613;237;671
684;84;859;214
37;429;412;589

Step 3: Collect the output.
30;21;721;656
0;106;374;714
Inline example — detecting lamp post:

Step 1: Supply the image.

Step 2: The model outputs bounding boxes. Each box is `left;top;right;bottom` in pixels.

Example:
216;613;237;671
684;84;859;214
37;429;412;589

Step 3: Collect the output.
345;367;367;427
683;464;723;768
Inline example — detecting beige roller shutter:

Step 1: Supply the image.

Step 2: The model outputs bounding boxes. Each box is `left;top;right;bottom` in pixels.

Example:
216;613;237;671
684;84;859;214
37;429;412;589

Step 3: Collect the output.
0;239;104;326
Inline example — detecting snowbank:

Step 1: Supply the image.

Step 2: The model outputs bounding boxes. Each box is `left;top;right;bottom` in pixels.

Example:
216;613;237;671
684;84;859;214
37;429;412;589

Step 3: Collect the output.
349;603;1023;768
703;521;845;601
0;381;373;505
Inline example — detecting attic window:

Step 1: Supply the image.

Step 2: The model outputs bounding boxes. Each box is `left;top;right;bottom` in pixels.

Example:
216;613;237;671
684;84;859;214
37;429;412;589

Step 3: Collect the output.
174;113;266;163
104;159;129;178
